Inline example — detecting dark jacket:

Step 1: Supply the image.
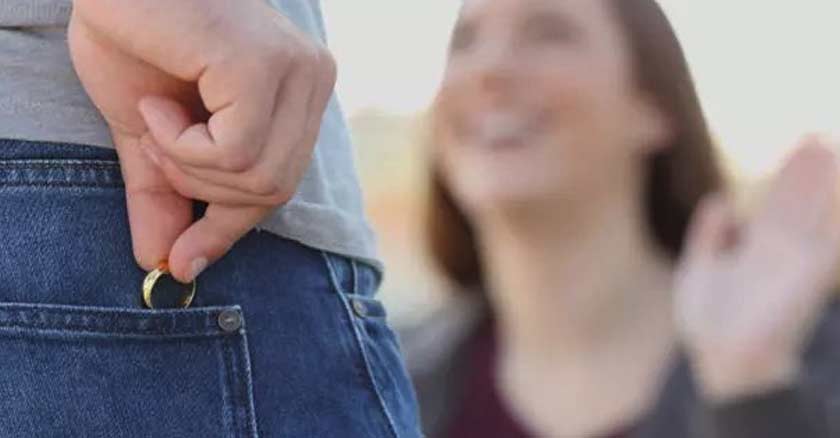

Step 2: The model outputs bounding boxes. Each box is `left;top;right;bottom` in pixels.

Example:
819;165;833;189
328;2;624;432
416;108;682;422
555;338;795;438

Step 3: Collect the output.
399;294;840;438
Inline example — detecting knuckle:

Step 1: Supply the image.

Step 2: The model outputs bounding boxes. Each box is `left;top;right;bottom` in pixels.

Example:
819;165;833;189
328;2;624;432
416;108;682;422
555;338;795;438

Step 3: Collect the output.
287;39;320;68
267;38;313;67
246;171;282;196
265;187;294;206
156;162;192;192
317;47;337;81
264;38;326;73
166;176;201;201
293;36;317;60
221;147;259;172
265;43;294;67
302;44;321;65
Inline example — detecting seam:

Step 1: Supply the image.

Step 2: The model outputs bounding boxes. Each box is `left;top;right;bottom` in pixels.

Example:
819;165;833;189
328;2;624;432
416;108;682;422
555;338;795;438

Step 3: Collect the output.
0;305;243;337
321;251;400;438
217;337;235;438
0;326;227;340
237;328;260;438
0;162;120;168
0;318;214;334
351;260;359;295
223;337;241;437
0;181;124;188
0;162;124;188
0;303;237;315
0;313;226;336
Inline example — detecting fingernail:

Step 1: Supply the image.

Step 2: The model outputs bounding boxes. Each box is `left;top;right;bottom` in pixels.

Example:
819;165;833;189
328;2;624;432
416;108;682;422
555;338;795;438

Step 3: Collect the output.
190;257;208;280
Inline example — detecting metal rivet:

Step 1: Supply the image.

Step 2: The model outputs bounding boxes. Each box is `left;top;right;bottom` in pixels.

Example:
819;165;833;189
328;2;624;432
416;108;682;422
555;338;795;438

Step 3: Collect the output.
218;309;242;332
352;299;368;318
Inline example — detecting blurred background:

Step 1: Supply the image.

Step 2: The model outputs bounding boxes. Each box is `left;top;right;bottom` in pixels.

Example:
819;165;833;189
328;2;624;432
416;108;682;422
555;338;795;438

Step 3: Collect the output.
320;1;840;325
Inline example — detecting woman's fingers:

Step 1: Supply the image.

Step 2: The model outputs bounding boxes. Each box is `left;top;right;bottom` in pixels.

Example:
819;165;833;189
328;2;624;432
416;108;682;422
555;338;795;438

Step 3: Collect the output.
738;136;840;342
675;134;840;403
746;136;840;304
751;136;840;239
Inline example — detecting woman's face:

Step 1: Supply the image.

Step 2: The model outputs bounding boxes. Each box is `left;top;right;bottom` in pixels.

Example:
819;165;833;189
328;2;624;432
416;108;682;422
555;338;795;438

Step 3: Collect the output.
434;0;672;212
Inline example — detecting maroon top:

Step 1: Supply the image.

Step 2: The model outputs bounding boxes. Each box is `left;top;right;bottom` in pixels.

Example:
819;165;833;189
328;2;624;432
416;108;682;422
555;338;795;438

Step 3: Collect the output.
445;318;637;438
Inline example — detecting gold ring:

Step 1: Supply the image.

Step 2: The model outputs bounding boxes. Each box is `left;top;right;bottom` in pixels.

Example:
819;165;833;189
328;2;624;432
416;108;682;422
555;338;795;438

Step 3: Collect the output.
142;261;197;309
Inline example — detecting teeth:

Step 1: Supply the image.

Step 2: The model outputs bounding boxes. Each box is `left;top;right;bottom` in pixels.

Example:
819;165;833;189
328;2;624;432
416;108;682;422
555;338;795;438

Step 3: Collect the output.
474;111;529;145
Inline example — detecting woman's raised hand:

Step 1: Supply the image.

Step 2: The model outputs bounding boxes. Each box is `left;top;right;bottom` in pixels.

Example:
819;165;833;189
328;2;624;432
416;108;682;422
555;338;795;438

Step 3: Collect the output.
675;136;840;402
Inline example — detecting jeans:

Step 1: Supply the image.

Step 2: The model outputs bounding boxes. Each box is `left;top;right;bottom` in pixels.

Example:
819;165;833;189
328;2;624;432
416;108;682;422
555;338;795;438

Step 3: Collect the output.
0;139;422;438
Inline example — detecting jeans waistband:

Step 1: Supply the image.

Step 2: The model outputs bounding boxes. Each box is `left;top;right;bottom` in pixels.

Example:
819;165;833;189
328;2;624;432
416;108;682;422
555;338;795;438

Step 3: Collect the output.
0;139;122;188
0;138;118;161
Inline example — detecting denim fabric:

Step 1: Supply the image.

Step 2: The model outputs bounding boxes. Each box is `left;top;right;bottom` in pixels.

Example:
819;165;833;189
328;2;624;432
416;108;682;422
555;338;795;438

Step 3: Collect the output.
0;139;422;438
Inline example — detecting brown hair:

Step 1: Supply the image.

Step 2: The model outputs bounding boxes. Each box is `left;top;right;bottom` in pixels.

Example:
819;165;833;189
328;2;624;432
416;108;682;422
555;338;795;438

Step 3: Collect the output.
426;0;725;291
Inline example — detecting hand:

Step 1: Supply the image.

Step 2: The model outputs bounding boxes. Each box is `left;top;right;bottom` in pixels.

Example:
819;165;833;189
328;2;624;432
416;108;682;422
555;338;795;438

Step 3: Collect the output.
674;136;840;403
68;0;337;282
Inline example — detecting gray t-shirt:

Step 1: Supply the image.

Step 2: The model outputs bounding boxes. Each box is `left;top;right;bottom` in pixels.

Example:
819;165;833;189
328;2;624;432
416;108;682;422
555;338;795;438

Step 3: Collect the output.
0;0;381;271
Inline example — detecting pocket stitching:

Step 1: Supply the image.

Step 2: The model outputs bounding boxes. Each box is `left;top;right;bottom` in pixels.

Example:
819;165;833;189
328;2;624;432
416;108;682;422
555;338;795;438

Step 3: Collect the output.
0;161;124;188
0;303;240;337
235;327;260;438
0;162;119;168
221;334;260;438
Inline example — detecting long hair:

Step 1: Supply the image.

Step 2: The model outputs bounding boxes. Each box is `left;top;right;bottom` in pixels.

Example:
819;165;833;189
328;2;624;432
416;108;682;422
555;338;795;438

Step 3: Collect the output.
426;0;724;291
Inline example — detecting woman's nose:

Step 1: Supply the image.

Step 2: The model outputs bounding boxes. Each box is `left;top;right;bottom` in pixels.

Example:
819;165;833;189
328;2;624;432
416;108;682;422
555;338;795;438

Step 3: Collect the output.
472;41;519;97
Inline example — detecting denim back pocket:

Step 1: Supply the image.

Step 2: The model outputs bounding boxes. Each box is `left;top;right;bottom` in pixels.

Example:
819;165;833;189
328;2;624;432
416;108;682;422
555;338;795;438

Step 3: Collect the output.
0;140;259;437
0;303;258;438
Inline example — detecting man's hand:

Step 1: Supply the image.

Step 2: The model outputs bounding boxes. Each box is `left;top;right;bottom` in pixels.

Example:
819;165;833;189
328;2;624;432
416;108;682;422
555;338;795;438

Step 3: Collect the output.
68;0;337;282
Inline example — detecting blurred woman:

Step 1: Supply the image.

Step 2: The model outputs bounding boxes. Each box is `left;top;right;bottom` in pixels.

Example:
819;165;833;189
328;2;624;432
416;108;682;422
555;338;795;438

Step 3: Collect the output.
401;0;840;437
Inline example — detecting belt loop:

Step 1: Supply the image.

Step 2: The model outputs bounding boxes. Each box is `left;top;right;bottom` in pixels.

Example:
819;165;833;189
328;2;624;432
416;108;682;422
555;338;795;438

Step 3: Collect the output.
350;260;359;296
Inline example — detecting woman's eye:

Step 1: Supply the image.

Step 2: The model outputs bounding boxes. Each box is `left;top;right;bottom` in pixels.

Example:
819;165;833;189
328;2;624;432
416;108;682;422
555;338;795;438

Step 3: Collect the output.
522;17;578;45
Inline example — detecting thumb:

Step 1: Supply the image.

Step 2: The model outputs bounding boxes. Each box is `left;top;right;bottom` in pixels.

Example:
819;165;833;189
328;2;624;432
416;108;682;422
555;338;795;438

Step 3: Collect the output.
682;193;738;267
113;130;193;273
167;203;270;283
137;95;193;148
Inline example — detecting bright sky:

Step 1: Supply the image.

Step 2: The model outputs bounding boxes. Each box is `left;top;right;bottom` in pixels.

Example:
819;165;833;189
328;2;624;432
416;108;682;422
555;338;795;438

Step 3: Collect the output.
322;1;840;178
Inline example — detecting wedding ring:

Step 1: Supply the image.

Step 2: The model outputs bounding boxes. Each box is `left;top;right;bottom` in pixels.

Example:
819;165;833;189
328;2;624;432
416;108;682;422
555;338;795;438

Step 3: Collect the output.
142;261;197;309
